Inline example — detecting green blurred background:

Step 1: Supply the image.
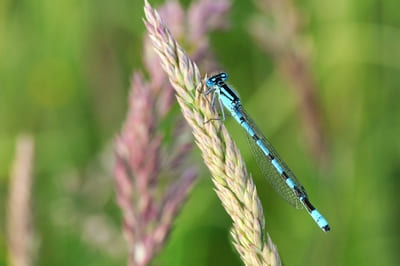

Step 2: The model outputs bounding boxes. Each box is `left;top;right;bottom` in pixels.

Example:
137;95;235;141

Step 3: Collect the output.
1;0;400;265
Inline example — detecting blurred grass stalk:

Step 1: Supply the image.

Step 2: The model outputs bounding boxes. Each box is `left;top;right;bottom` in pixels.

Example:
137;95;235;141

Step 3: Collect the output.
144;0;281;265
249;0;328;165
114;0;232;265
6;135;35;266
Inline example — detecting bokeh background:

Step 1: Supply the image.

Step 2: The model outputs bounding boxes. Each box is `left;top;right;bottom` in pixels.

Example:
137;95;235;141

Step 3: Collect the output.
1;0;400;265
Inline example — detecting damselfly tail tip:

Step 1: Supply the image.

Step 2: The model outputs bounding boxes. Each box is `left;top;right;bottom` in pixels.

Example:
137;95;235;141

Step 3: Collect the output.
322;224;331;232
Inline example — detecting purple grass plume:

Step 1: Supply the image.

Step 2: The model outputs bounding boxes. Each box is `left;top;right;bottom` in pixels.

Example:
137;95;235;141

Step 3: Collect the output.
114;1;231;265
114;66;197;266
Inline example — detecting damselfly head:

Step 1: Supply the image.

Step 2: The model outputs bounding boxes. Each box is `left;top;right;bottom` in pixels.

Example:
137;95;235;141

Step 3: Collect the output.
219;72;228;81
206;72;229;87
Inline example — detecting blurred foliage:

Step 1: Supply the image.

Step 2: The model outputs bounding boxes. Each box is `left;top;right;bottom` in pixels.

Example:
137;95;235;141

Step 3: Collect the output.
1;0;400;265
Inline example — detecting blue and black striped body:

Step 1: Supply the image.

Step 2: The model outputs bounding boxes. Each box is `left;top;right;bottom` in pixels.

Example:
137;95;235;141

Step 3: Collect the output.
205;73;330;232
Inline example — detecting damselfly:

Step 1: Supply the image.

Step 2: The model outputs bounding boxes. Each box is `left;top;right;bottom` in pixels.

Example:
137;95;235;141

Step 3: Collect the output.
205;72;330;232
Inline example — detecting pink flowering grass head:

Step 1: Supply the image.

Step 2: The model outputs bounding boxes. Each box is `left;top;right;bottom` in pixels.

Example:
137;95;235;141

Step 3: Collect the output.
114;1;233;265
